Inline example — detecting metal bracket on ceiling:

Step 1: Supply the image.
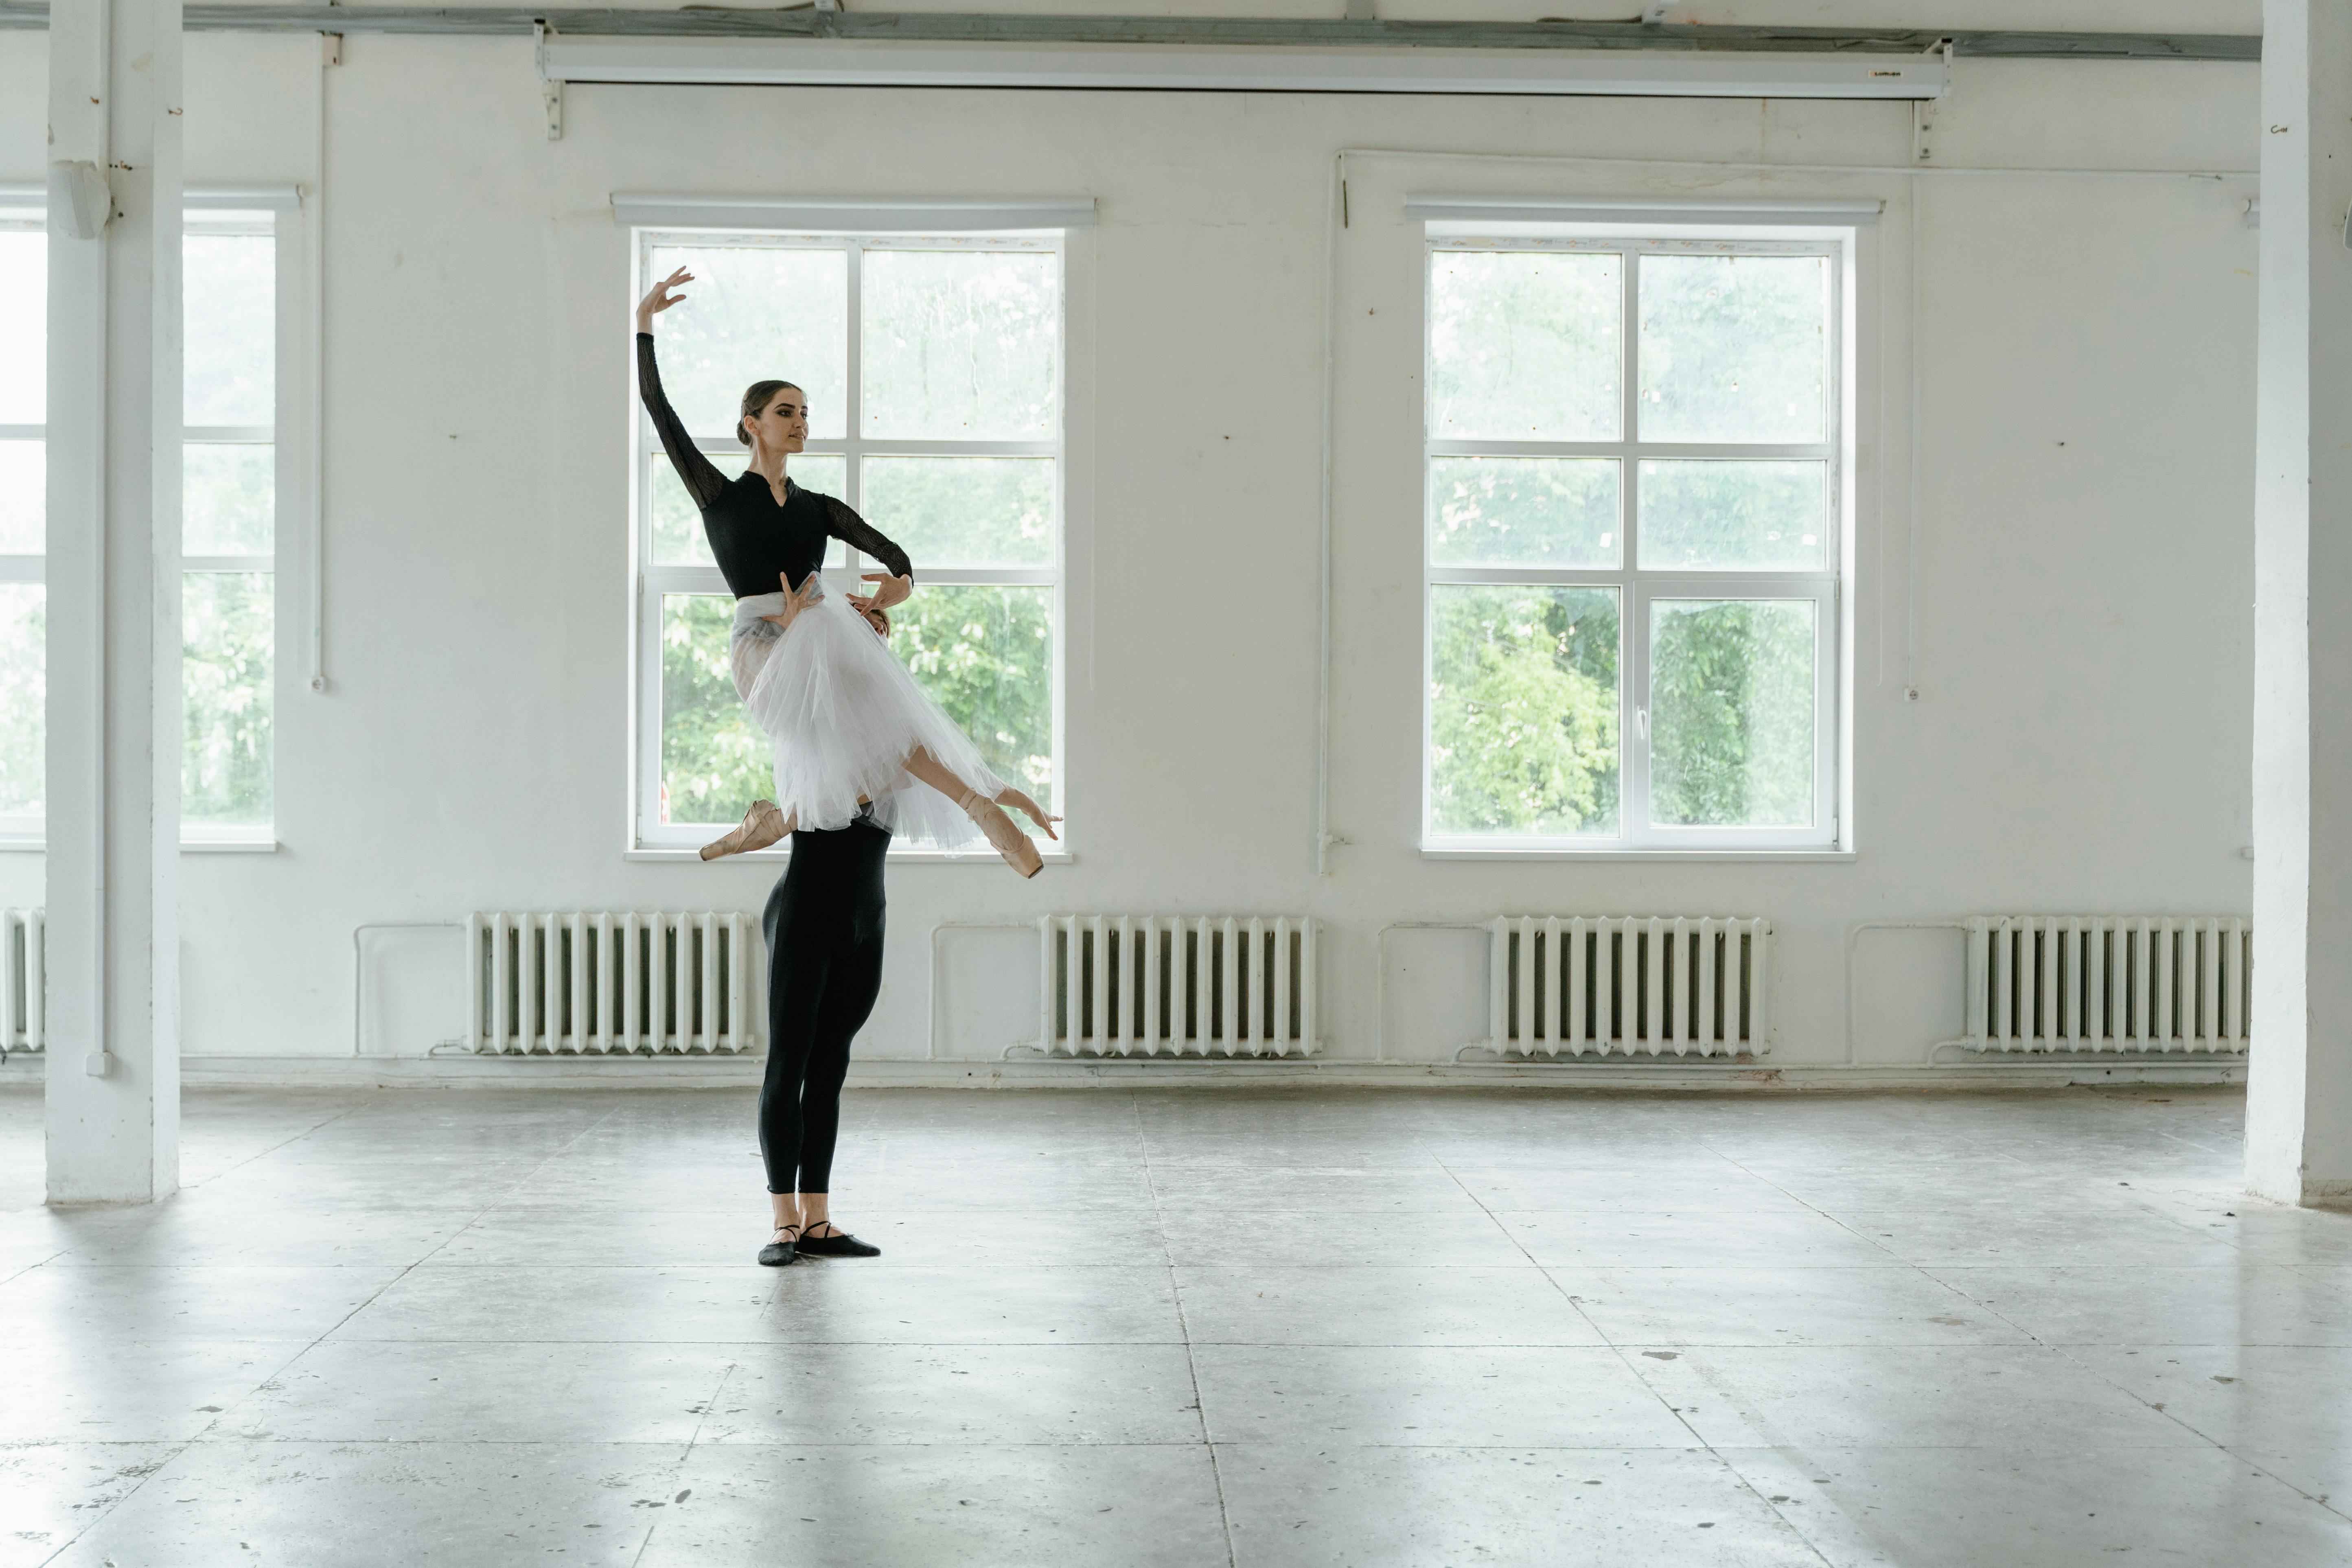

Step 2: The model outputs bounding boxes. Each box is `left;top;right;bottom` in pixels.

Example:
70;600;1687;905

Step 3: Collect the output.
1912;37;1952;162
535;19;562;140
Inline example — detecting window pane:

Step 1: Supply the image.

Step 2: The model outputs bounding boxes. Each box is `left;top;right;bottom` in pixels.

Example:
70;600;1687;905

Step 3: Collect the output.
646;245;848;441
896;585;1055;820
184;442;273;555
0;231;44;425
1428;251;1621;442
1430;585;1619;837
184;232;274;428
650;452;847;569
1430;457;1619;569
1638;460;1825;571
861;457;1053;568
862;250;1058;440
1638;254;1826;444
0;440;42;553
1649;598;1815;828
182;571;272;826
661;593;773;827
0;584;42;814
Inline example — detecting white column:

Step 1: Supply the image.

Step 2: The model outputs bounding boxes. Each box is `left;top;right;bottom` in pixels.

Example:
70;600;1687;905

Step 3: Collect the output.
2249;0;2352;1207
43;0;183;1205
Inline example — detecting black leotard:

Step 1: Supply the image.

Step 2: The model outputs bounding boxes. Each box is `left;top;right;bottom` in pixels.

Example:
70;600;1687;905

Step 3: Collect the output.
635;332;913;598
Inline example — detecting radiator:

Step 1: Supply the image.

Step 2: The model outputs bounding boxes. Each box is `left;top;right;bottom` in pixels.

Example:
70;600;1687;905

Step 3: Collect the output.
1955;915;2251;1054
1039;915;1318;1057
465;911;760;1055
1486;915;1772;1058
0;908;42;1055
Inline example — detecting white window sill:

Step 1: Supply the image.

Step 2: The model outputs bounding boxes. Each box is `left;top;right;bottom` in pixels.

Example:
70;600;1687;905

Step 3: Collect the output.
1421;842;1855;863
0;837;280;854
625;846;1074;865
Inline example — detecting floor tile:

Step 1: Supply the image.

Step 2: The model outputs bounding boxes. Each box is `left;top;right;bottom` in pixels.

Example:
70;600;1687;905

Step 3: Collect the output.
1489;1208;1899;1269
1176;1265;1605;1346
1219;1444;1826;1568
1193;1344;1691;1447
0;1263;405;1342
1627;1344;2210;1451
0;1442;180;1568
1924;1264;2352;1345
1561;1265;2031;1347
2068;1343;2352;1500
637;1443;1227;1568
700;1341;1203;1444
43;1439;686;1568
1158;1205;1528;1267
1835;1201;2243;1266
220;1338;738;1443
0;1340;308;1442
1718;1443;2352;1568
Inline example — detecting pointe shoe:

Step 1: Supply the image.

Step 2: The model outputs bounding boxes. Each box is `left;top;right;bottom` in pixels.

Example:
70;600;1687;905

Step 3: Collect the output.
700;800;790;861
958;788;1043;878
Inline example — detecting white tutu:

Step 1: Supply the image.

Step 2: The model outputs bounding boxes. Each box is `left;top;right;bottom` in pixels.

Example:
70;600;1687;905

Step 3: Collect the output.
729;585;1015;849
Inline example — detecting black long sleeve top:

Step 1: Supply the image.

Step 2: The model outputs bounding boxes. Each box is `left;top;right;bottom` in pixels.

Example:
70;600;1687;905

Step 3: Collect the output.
635;333;913;598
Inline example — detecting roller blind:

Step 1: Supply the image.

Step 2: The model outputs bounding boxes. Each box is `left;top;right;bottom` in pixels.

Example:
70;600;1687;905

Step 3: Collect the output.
611;194;1095;231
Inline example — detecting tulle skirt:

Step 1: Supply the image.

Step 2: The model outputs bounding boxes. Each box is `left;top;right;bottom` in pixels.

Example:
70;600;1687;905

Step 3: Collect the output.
729;586;1012;850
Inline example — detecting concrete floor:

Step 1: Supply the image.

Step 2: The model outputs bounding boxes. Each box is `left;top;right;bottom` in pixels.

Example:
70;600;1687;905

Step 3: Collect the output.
0;1083;2348;1567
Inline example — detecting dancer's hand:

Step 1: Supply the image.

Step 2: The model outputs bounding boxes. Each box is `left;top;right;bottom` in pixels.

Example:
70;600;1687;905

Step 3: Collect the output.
760;572;823;635
635;268;693;332
850;573;912;620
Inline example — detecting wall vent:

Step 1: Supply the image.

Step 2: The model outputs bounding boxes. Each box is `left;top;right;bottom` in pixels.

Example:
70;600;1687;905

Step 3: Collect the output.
465;911;759;1055
1486;915;1772;1058
1039;915;1318;1057
0;908;43;1056
1954;915;2250;1053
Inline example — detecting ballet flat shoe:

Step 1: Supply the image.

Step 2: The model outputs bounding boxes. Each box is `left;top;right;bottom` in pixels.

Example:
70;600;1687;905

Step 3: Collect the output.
957;788;1042;878
795;1228;881;1258
758;1225;801;1266
701;800;789;861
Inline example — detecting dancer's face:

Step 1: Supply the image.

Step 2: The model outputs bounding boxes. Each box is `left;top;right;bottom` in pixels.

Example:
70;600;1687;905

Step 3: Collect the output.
743;388;809;454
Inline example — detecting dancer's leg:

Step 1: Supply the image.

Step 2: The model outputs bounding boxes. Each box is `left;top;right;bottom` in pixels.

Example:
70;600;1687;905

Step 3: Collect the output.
794;926;884;1227
902;747;1058;837
758;939;831;1198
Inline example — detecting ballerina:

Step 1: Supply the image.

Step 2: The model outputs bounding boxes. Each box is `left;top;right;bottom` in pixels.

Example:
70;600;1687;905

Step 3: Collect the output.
633;268;1059;875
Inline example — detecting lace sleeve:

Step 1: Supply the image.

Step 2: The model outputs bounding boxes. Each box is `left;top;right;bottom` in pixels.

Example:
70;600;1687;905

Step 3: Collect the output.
635;333;728;510
818;493;915;583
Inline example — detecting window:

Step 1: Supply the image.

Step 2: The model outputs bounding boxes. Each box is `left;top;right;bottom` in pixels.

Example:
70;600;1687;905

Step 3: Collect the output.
182;214;276;842
632;230;1064;854
0;213;42;845
1423;229;1846;852
0;203;281;849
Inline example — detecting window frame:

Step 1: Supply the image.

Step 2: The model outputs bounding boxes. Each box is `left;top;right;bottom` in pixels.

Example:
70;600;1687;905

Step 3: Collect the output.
627;226;1069;858
0;200;287;852
1420;224;1854;856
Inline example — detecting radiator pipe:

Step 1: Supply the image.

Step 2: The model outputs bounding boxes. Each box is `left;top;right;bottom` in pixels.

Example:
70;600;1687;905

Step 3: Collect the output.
1373;921;1488;1063
352;922;463;1057
929;920;1036;1062
1842;919;1967;1066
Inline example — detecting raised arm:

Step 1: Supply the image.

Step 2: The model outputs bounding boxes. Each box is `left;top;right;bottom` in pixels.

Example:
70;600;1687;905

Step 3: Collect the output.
818;494;914;584
634;270;729;511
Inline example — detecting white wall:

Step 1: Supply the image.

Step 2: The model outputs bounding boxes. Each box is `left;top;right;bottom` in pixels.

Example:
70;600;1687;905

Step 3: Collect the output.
0;13;2261;1068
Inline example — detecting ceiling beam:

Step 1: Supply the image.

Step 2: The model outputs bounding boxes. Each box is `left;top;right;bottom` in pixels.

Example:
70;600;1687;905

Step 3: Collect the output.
0;3;2265;61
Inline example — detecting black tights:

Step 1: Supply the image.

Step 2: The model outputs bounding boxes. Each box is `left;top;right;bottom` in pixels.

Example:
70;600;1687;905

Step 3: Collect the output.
759;814;889;1195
